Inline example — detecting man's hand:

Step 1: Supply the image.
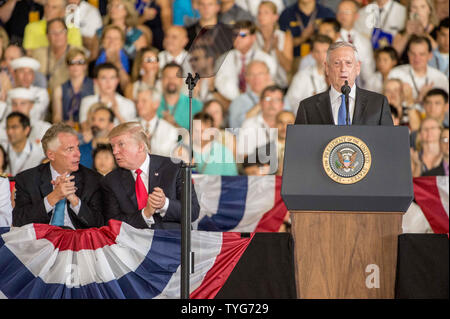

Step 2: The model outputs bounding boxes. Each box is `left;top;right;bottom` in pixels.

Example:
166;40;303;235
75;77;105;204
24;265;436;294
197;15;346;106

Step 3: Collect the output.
47;174;78;206
143;187;167;218
148;187;166;210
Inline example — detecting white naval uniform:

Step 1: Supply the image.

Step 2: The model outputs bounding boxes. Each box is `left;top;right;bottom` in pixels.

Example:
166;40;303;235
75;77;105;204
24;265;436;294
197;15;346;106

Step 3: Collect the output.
1;140;45;176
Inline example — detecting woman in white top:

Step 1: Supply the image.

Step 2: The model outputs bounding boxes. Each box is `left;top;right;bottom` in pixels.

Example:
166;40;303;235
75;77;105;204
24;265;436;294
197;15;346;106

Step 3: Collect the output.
255;1;293;89
124;47;162;100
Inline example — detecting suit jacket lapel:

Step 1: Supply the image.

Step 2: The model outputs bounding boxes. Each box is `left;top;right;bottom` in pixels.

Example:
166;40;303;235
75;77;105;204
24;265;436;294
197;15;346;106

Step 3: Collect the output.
148;154;162;194
317;90;334;124
72;168;84;200
120;168;138;210
352;87;368;125
39;163;53;198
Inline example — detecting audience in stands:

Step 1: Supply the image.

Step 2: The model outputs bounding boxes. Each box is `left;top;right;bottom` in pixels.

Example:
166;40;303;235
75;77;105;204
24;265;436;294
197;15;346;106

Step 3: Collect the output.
0;0;447;234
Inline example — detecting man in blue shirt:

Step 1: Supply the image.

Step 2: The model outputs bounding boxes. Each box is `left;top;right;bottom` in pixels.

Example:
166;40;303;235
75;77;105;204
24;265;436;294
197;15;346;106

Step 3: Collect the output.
278;0;335;57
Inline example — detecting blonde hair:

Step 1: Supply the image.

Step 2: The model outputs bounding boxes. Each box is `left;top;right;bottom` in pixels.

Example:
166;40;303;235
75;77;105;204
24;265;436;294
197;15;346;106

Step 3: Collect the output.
408;0;439;27
104;0;139;28
65;47;87;65
259;1;278;14
131;46;160;82
108;122;151;153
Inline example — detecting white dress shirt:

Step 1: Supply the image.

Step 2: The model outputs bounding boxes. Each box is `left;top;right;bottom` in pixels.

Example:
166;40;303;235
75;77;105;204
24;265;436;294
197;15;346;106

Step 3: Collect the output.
0;177;12;227
287;65;328;114
329;83;356;125
237;113;278;157
364;71;384;94
44;164;82;229
214;48;277;101
79;93;137;124
132;154;169;227
388;64;449;99
75;1;103;38
137;116;179;157
355;0;407;40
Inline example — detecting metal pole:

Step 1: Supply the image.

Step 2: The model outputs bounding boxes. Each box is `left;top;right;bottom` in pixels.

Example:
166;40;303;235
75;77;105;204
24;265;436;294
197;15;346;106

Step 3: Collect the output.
180;73;199;299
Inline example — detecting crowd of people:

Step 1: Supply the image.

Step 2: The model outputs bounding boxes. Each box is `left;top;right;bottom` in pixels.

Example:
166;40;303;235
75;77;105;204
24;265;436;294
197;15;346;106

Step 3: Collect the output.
0;0;448;191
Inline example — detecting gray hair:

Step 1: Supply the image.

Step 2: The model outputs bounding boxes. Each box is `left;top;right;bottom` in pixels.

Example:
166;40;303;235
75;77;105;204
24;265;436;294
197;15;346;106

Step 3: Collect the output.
136;83;161;102
326;41;360;64
41;122;77;155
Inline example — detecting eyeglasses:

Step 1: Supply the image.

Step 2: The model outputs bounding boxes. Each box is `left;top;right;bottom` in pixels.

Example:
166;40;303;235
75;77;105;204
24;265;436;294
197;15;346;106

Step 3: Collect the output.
234;31;249;38
143;57;158;63
68;59;86;66
48;29;67;36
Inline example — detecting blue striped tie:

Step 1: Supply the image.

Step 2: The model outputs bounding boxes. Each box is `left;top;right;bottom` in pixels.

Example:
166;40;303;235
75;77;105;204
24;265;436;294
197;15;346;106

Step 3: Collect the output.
51;199;66;226
338;94;348;125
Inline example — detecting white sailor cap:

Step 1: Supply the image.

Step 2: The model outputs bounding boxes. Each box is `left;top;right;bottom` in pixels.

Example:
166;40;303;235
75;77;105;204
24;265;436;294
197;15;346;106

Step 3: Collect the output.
10;57;41;71
7;87;36;102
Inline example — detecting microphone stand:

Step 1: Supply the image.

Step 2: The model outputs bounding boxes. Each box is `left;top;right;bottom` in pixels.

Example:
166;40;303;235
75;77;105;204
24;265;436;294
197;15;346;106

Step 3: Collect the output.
342;80;351;125
180;72;200;299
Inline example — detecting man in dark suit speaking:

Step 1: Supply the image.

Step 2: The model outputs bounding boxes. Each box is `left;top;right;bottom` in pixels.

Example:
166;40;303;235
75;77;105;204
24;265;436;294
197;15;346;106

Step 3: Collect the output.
101;122;200;229
295;41;393;126
13;123;104;229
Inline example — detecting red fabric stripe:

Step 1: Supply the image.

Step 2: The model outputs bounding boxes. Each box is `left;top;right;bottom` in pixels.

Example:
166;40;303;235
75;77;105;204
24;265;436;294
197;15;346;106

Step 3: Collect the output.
413;177;449;234
254;176;288;232
33;220;123;251
190;232;254;299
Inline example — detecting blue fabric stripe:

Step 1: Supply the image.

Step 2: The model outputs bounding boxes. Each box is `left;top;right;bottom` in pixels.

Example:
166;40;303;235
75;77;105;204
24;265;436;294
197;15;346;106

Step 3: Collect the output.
198;176;248;231
0;229;182;299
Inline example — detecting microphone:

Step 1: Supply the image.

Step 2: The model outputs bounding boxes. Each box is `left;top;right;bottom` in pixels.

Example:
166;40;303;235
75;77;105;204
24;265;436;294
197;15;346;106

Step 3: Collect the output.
341;80;351;125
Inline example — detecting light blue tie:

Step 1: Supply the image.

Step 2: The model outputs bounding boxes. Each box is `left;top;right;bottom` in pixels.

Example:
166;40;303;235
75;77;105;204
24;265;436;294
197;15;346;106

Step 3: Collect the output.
51;199;66;226
338;94;348;125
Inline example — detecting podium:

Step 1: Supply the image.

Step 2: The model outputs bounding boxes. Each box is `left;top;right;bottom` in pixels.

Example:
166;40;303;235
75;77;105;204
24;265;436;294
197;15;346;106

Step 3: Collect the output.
281;125;413;299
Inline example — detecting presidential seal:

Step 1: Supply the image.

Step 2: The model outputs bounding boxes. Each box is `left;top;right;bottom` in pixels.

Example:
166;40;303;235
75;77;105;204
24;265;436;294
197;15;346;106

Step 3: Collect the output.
322;136;372;184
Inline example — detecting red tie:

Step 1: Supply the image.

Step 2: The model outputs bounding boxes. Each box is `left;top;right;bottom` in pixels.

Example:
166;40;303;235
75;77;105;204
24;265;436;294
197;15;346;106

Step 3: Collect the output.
348;33;353;44
135;169;148;210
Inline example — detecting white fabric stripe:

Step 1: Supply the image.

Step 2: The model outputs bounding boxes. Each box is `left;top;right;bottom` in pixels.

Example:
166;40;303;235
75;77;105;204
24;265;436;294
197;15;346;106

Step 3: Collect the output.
5;223;153;286
436;176;449;216
402;202;433;233
234;176;275;232
154;231;223;299
192;175;222;230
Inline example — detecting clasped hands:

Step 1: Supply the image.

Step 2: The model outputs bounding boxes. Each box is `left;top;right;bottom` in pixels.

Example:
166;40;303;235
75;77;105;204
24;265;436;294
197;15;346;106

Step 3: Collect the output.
47;173;79;208
143;187;166;218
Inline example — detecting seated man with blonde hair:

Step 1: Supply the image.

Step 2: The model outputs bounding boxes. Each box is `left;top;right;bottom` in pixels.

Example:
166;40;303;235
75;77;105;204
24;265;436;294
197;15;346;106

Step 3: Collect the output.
101;122;200;229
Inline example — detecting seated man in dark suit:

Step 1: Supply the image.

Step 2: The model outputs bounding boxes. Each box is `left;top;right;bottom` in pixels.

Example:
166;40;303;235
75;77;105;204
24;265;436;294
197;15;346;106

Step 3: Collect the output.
12;123;104;228
101;122;200;229
295;41;393;126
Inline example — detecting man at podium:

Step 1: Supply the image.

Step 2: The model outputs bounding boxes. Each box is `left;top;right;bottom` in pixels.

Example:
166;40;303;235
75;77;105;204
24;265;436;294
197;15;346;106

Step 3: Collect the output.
295;41;393;126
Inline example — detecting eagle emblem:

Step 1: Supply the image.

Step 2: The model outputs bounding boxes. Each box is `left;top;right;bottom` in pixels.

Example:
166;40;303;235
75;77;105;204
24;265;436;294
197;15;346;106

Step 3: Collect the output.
337;148;358;172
